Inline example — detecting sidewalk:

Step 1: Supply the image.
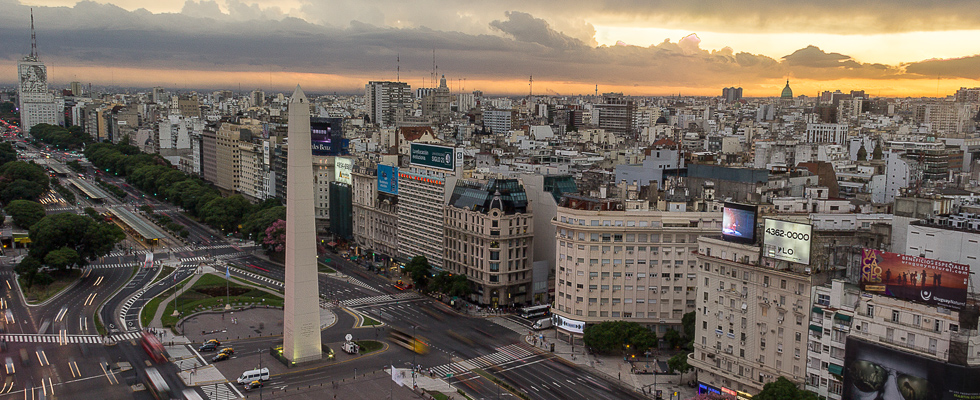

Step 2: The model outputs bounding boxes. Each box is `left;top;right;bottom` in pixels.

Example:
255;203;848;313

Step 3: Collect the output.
525;332;697;400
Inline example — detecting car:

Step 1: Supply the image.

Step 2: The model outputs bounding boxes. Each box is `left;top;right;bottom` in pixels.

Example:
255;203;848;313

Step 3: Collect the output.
204;339;221;346
4;357;13;374
198;343;218;352
211;353;230;362
244;380;263;391
219;347;234;355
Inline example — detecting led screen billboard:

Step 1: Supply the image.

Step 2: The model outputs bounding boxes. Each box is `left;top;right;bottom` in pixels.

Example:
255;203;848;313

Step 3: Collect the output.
722;202;757;244
844;337;980;400
310;117;347;156
410;143;456;171
763;219;812;265
860;249;969;310
377;164;398;195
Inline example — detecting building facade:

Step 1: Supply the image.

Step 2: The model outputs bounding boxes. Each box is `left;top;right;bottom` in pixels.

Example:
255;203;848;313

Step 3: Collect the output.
397;166;453;268
691;236;816;395
365;81;412;127
444;179;533;307
551;194;721;335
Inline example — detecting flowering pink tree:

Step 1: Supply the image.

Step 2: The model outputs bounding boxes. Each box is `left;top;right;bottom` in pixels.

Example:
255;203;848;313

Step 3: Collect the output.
263;219;286;253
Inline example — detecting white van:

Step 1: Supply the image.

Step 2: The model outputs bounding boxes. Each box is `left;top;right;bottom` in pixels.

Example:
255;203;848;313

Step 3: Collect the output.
237;368;270;384
532;318;553;330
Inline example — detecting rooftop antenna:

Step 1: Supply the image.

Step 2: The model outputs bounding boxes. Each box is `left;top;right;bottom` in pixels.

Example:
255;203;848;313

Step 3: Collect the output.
29;8;38;59
595;84;598;97
431;49;436;88
397;53;400;82
529;75;533;97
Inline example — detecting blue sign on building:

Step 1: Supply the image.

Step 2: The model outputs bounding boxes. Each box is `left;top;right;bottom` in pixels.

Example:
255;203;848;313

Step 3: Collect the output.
377;164;398;195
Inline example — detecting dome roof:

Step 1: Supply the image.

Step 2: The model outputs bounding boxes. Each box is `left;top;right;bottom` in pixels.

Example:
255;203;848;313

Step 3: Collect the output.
655;116;668;124
781;80;793;99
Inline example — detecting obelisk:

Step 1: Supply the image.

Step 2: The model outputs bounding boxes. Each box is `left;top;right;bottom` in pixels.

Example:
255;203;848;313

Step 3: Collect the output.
283;85;322;363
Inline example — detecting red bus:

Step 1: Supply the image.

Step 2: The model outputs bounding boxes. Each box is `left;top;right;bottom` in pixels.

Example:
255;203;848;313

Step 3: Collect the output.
140;332;167;364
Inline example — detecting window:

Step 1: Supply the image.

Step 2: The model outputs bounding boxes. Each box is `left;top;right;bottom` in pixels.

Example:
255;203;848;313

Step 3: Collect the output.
892;310;900;323
866;304;874;317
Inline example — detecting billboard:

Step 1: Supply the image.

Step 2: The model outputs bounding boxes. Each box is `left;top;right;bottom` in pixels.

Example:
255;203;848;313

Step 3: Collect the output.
334;157;352;185
860;249;969;310
552;315;585;334
310;117;347;156
410;143;456;171
763;219;812;265
377;164;398;195
844;337;980;400
722;202;757;244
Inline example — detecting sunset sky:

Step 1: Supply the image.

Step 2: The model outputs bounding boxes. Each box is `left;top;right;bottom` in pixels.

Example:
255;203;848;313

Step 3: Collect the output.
3;0;980;97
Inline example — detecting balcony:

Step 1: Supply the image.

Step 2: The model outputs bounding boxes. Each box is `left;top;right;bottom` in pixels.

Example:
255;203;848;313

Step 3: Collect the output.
877;335;937;356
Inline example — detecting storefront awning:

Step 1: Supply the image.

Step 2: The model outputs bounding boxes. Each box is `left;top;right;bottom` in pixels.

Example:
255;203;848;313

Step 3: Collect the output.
828;363;844;376
809;324;822;333
834;313;852;322
811;306;823;314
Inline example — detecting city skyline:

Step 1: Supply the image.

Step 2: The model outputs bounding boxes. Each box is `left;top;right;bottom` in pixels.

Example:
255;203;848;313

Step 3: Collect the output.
2;0;980;96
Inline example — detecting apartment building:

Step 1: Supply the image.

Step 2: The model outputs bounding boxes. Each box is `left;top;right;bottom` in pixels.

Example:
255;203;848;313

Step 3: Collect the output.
551;191;722;337
444;178;533;307
691;236;817;395
805;280;857;400
352;163;400;263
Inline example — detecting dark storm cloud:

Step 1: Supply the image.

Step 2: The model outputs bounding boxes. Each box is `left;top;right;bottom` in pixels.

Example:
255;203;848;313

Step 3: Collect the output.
490;11;585;50
0;0;967;91
294;0;980;35
906;56;980;80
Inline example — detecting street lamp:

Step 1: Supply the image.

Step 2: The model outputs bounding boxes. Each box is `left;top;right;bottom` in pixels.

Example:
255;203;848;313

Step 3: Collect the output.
412;325;417;389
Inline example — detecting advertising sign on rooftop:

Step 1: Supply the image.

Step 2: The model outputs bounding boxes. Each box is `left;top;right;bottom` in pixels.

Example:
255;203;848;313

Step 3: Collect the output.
860;249;969;310
410;143;456;171
763;219;812;265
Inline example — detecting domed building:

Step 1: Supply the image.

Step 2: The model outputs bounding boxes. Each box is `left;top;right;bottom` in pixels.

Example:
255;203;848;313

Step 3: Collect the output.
780;80;793;99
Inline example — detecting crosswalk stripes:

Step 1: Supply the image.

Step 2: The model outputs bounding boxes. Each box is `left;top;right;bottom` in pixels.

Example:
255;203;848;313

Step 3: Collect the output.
345;276;379;292
231;267;282;287
0;332;141;344
340;292;421;307
200;383;240;400
429;344;536;377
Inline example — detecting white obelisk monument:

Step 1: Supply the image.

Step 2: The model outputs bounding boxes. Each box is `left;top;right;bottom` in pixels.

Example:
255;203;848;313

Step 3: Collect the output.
283;85;322;363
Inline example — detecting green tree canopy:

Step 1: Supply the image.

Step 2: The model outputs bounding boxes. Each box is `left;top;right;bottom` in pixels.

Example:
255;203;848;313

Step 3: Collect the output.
28;213;124;265
583;321;659;354
667;351;692;374
0;142;16;167
43;247;81;272
30;123;91;150
405;255;432;290
753;377;818;400
5;200;45;229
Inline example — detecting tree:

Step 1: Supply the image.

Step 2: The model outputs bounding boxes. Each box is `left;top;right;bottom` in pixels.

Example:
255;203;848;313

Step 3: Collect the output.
404;256;432;289
753;377;818;400
262;219;286;253
5;200;45;228
583;321;659;354
667;351;692;376
663;329;683;349
0;179;46;204
448;274;471;298
15;256;42;287
0;143;16;167
28;213;124;265
43;247;80;272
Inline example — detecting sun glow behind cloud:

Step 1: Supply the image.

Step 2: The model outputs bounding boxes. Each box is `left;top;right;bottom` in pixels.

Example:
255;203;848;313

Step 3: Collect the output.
592;26;980;66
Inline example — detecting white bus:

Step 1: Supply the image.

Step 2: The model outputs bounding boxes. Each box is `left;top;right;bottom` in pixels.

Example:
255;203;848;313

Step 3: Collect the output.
520;305;550;319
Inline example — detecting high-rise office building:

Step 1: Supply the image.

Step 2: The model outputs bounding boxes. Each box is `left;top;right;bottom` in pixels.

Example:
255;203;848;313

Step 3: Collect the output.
365;81;412;127
722;87;743;103
17;11;62;133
